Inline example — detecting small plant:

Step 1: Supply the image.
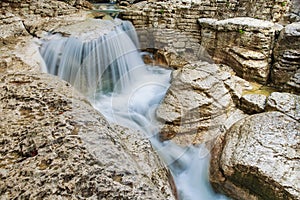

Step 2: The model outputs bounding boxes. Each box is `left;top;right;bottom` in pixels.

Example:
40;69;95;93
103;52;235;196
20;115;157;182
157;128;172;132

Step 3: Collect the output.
159;9;165;15
281;1;287;6
226;1;230;8
239;29;245;34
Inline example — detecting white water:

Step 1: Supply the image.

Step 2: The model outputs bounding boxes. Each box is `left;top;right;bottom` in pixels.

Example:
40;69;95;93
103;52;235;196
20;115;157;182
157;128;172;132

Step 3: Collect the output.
41;19;228;200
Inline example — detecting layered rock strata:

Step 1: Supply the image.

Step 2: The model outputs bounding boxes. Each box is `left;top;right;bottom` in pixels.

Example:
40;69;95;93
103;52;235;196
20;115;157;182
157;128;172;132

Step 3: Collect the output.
198;17;283;84
272;22;300;93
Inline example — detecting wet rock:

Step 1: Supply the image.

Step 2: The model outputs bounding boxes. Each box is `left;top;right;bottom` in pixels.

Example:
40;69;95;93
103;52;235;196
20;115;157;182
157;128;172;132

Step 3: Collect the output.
272;22;300;94
266;92;300;121
240;94;267;114
210;111;300;200
0;72;175;199
199;17;283;84
156;61;247;146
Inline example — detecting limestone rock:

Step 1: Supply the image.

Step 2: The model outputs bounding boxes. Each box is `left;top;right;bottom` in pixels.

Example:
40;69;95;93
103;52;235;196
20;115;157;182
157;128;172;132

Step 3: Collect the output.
0;12;28;40
156;61;247;146
272;22;300;94
198;17;283;84
0;36;46;73
222;72;252;106
0;72;175;199
143;49;189;69
210;112;300;200
285;69;300;92
290;0;300;17
266;92;300;121
240;94;267;114
0;0;85;17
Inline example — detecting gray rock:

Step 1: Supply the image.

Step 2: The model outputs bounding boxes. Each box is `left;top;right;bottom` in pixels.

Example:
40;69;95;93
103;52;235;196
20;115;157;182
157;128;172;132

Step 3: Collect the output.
272;22;300;93
0;72;175;199
240;94;267;114
210;112;300;200
266;92;300;121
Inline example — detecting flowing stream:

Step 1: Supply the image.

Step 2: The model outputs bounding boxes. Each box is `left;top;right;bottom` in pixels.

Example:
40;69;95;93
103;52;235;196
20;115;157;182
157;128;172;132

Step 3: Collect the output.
40;19;228;200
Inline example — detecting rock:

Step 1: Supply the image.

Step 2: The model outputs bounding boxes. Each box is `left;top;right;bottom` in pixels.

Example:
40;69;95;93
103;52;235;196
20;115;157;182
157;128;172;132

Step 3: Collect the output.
156;61;247;146
198;17;283;84
0;36;45;73
142;48;189;69
223;73;252;106
290;0;300;17
210;111;300;200
271;22;300;94
0;72;175;199
0;13;28;41
240;94;267;114
21;11;92;38
0;0;88;17
285;69;300;92
53;18;122;40
266;92;300;121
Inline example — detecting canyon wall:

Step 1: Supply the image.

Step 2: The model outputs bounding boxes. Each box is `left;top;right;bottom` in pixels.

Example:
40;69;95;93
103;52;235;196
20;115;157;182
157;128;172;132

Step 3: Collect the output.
0;0;91;17
121;0;299;92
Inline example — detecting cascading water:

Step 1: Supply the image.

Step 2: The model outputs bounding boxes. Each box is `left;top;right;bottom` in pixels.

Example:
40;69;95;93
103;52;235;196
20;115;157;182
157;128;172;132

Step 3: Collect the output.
40;19;228;200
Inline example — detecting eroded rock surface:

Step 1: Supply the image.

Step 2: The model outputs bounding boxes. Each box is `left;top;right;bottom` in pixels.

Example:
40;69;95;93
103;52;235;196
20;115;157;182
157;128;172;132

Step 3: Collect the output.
156;61;247;146
198;17;283;84
266;92;300;121
0;72;175;199
240;94;267;114
210;111;300;200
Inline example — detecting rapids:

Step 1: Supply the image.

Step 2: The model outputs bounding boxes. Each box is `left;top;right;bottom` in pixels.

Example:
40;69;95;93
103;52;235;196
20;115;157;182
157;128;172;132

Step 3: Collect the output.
40;18;228;200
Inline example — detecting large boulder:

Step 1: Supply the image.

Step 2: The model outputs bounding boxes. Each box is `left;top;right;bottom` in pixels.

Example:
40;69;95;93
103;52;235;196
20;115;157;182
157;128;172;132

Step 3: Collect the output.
198;17;283;84
271;22;300;94
210;111;300;200
156;61;247;146
0;72;175;199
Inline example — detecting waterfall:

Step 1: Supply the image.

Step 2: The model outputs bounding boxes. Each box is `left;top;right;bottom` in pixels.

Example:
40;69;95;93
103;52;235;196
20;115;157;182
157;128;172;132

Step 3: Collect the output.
40;19;228;200
40;20;142;95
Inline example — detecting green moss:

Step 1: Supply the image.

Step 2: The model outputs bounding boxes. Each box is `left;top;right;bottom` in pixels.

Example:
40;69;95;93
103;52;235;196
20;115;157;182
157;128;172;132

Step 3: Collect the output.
281;2;287;6
239;29;245;34
159;9;165;15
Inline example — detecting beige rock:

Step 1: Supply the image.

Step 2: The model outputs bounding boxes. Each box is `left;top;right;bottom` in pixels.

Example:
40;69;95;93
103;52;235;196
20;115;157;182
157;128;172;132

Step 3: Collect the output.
240;94;267;114
0;36;45;73
0;72;175;199
266;92;300;121
210;111;300;200
198;17;283;84
156;61;247;146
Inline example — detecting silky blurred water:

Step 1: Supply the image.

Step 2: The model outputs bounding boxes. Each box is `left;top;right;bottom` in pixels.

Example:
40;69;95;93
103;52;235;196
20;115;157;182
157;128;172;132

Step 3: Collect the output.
41;19;228;200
